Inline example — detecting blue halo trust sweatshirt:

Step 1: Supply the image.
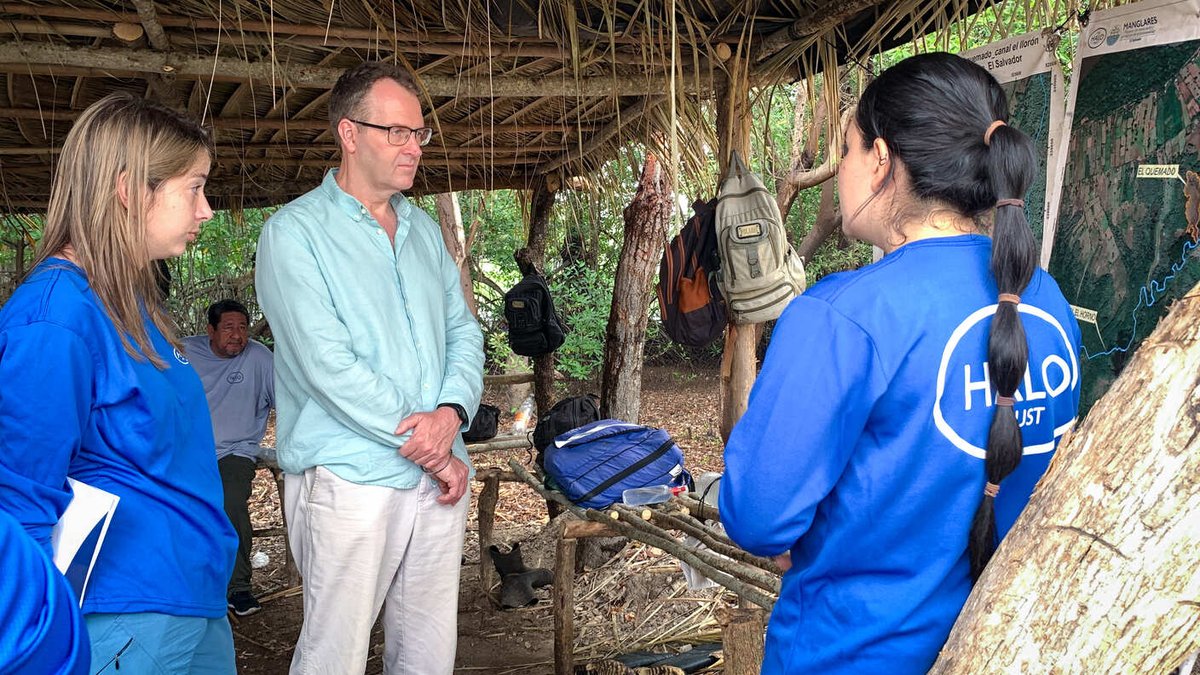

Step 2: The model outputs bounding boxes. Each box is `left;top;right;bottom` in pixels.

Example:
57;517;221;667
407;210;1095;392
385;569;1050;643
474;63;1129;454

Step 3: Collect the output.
0;259;237;618
721;235;1081;674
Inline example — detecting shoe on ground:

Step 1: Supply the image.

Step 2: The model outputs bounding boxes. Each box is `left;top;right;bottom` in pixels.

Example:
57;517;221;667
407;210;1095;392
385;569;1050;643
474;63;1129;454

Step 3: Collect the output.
227;591;262;617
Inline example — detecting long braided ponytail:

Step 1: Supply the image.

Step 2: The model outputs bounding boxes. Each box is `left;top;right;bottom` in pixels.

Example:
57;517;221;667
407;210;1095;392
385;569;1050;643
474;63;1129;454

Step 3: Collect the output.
855;52;1039;580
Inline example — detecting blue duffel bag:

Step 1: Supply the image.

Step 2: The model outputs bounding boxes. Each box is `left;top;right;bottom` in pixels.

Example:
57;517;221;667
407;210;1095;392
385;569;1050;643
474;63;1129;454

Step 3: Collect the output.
543;419;692;509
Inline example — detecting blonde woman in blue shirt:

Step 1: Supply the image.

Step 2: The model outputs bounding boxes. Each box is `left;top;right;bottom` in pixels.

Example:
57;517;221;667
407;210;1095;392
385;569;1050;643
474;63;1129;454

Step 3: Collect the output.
0;93;237;672
256;62;484;674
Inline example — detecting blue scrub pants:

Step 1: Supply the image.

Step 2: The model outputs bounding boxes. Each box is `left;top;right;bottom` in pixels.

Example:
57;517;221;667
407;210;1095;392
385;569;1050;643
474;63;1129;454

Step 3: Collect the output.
86;613;236;674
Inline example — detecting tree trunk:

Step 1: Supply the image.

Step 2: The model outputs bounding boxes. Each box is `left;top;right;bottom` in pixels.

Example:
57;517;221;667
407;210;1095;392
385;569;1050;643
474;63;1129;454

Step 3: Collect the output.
716;51;757;443
931;282;1200;674
599;154;671;423
796;179;842;263
776;83;825;219
719;607;767;675
434;191;478;318
516;175;560;416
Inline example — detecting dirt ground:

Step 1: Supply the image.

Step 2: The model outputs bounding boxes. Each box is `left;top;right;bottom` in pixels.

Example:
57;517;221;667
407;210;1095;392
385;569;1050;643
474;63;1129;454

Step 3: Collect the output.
232;364;731;674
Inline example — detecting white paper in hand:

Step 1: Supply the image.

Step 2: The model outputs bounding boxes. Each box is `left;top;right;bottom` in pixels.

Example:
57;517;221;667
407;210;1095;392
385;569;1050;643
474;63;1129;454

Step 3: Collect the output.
51;478;119;606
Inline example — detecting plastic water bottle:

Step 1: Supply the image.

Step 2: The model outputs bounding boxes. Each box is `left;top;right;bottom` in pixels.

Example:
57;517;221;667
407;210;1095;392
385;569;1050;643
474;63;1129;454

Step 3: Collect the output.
250;551;270;569
511;394;535;433
621;484;684;506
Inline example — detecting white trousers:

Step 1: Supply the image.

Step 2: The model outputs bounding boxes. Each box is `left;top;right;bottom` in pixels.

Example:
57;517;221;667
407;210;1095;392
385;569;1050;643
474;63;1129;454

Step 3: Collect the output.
284;466;469;675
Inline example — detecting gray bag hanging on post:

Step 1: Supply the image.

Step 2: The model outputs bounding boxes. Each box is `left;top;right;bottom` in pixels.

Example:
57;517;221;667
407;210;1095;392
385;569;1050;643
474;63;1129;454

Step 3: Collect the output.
714;150;806;323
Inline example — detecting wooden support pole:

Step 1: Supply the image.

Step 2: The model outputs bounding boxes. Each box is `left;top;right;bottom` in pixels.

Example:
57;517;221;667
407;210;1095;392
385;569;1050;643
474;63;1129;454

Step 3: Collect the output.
599;153;671;423
553;528;578;675
715;49;757;443
718;607;767;675
755;0;883;63
264;465;300;588
434;192;479;318
517;175;561;418
477;472;500;602
0;108;594;135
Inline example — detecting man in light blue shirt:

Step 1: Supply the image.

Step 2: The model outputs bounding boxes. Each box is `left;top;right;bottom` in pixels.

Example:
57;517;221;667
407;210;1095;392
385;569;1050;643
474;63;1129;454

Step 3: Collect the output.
184;299;275;618
255;61;483;674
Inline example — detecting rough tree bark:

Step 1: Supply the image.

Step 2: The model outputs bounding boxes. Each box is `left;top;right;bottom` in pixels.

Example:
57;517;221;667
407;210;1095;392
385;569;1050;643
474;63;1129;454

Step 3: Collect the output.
931;282;1200;673
719;607;768;675
434;191;478;318
599;154;671;423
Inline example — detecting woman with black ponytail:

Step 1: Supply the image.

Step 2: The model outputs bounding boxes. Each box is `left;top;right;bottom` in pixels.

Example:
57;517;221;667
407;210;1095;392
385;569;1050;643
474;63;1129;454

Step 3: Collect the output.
720;52;1082;673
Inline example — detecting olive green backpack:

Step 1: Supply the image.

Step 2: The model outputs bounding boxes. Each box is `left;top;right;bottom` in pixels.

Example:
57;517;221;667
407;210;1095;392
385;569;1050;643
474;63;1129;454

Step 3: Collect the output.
714;150;806;323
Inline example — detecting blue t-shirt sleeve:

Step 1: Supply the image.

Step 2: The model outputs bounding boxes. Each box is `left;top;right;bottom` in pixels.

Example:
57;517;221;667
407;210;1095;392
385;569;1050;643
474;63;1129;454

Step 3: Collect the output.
0;511;89;675
720;296;888;556
0;323;93;550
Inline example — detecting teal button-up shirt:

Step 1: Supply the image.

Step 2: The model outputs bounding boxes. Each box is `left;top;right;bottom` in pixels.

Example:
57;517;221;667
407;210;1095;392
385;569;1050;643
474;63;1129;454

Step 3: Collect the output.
255;170;484;487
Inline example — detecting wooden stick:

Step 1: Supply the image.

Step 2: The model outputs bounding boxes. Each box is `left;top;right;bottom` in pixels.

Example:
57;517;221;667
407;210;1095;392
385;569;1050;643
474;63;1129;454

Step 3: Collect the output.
471;468;520;483
0;42;713;97
647;509;777;574
553;529;578;675
478;472;501;602
507;460;775;606
675;493;720;521
508;460;585;517
483;372;535;386
562;519;618;539
589;506;775;608
466;435;531;453
609;505;780;598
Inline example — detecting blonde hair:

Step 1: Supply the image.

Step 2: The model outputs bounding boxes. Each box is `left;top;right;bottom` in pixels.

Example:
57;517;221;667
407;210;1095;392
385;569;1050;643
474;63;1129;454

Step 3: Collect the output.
34;93;213;369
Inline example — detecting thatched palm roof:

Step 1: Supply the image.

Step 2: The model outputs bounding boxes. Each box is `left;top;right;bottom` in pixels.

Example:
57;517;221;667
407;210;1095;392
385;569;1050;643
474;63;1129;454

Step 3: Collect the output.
0;0;1013;210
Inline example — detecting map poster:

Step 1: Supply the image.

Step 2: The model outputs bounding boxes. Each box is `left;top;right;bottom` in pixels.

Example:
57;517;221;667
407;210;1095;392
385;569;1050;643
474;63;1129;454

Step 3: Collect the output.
1046;0;1200;413
961;30;1066;250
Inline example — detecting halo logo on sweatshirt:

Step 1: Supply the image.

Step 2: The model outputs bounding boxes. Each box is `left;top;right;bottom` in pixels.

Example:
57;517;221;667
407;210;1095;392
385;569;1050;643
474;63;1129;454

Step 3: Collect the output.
933;303;1078;459
174;348;189;365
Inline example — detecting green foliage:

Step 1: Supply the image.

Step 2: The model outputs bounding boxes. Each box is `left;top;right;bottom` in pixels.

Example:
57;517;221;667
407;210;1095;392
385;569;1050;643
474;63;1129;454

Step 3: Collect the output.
0;214;42;299
548;260;614;380
1072;41;1198;121
168;208;273;337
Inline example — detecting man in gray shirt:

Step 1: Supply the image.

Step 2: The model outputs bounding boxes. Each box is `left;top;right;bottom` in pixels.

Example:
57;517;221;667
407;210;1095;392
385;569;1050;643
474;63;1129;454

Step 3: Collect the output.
184;299;275;617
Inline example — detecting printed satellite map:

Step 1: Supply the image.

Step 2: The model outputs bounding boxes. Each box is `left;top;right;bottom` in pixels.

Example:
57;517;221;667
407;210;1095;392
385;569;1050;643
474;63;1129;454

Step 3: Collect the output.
1048;37;1200;413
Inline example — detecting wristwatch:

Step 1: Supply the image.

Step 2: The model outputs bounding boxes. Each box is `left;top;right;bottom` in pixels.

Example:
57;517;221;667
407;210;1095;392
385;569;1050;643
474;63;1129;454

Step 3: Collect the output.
438;402;468;425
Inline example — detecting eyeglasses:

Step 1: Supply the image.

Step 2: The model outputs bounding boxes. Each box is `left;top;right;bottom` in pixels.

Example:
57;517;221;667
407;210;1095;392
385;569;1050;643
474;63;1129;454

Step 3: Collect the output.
349;119;434;147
